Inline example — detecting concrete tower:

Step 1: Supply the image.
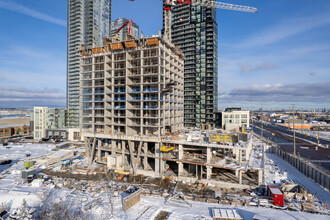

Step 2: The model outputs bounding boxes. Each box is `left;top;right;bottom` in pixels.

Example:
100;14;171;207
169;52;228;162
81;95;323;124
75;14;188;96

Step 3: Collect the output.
67;0;112;128
163;2;218;128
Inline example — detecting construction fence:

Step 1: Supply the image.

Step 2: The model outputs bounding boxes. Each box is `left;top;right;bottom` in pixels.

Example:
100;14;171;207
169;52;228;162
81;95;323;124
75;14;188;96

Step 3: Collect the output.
270;146;330;192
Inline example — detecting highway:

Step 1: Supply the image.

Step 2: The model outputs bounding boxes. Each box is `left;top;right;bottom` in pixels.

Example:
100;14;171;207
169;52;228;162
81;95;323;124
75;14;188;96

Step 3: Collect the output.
252;122;330;173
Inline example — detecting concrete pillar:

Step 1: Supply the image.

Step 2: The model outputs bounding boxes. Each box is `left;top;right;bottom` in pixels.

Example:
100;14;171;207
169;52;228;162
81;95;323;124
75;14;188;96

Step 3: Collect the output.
258;169;263;186
235;169;239;177
178;162;183;177
207;147;212;163
239;150;242;164
155;143;160;173
143;142;148;170
111;140;116;155
206;166;212;180
97;140;102;161
239;170;243;184
121;141;125;168
178;144;183;160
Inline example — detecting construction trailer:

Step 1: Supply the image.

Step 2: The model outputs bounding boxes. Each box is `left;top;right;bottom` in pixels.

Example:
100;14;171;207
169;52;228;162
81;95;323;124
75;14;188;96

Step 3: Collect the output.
267;185;284;206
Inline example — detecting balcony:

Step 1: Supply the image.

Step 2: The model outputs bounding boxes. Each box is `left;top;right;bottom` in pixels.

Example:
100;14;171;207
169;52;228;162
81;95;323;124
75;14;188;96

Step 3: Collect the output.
143;88;158;92
114;89;126;93
114;97;126;101
94;90;104;94
143;105;158;109
128;88;140;93
114;105;126;109
143;97;162;101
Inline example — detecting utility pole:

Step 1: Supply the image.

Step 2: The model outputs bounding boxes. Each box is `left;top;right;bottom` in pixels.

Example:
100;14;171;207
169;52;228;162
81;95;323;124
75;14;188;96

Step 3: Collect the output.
261;107;263;140
293;104;296;157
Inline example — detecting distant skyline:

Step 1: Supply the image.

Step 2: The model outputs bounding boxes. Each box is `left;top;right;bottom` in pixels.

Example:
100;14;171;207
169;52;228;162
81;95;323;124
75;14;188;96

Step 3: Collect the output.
0;0;329;110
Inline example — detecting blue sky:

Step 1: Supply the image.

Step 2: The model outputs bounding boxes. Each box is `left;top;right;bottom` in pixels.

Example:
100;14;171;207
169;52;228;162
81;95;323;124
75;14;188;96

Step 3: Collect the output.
0;0;329;110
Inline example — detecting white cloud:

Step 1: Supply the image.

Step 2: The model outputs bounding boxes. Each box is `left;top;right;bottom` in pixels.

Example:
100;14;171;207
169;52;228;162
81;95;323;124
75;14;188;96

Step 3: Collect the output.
239;61;277;73
0;0;66;27
236;12;330;48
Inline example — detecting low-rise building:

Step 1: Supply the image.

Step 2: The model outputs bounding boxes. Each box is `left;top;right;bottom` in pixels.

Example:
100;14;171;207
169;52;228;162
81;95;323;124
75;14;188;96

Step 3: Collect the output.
0;124;30;137
216;108;250;130
33;107;69;139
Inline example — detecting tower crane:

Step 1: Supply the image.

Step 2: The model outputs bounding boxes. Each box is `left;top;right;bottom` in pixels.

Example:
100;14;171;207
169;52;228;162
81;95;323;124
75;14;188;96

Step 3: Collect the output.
129;0;258;41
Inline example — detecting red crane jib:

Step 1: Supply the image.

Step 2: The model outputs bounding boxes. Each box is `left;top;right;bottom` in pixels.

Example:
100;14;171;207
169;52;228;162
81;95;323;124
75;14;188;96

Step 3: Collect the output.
164;0;192;11
116;19;133;35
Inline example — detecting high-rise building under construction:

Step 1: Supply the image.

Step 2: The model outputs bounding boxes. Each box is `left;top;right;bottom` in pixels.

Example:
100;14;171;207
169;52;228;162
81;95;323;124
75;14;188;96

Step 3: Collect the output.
67;0;112;127
163;2;218;128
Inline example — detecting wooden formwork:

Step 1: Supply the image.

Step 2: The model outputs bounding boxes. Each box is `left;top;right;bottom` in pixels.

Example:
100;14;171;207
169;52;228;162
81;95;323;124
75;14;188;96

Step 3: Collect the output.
125;41;138;48
147;38;159;46
111;42;124;50
92;47;103;54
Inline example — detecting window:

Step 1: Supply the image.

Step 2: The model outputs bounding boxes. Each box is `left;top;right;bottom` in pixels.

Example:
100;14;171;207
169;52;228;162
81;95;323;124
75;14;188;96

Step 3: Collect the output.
5;133;9;136
235;115;239;118
242;114;247;118
0;130;2;132
241;119;247;123
5;129;9;132
0;134;2;137
224;115;228;118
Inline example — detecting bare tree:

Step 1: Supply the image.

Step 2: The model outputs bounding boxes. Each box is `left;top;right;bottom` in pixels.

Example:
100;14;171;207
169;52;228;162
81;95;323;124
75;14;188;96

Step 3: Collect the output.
37;192;86;220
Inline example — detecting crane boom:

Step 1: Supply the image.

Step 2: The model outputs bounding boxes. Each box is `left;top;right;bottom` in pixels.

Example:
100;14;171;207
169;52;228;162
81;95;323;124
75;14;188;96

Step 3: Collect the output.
128;0;257;41
163;0;257;40
198;0;257;13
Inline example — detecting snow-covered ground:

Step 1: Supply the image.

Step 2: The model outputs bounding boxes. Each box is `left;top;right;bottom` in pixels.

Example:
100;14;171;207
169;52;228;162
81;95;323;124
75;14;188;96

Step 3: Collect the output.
33;188;330;220
1;142;329;219
265;152;330;207
0;143;56;208
252;136;330;208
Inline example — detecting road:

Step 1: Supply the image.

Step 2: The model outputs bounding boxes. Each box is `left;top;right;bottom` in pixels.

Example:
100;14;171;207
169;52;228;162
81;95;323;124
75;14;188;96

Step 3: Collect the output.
252;122;330;173
254;121;330;146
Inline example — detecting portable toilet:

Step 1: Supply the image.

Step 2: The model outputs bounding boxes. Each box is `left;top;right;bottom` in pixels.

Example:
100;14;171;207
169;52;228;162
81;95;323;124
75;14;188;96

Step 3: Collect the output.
267;185;284;206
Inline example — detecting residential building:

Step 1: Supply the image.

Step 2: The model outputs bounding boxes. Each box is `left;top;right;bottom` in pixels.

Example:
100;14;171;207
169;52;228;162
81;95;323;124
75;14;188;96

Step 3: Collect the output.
67;0;112;128
163;2;218;128
0;124;30;137
111;18;139;41
79;38;263;186
33;107;47;139
33;107;69;139
217;108;250;130
80;36;184;137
